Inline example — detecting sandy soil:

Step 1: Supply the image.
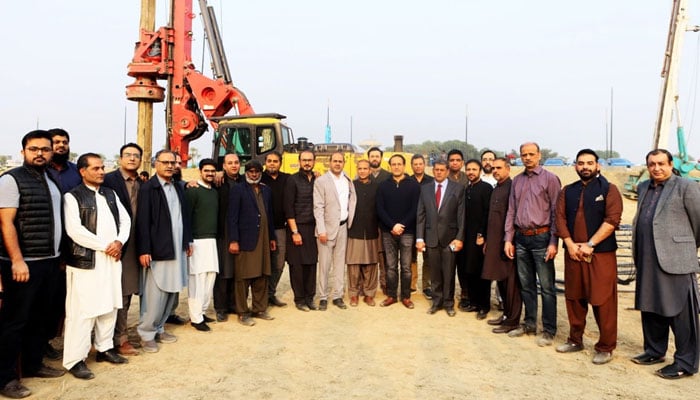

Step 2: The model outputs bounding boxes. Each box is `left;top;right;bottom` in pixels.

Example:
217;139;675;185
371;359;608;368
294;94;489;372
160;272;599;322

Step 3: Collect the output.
26;166;699;399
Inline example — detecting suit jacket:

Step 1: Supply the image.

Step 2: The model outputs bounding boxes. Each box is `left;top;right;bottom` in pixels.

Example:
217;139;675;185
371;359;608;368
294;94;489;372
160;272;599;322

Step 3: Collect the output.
633;174;700;274
416;180;465;248
136;175;192;260
228;182;276;252
313;171;357;240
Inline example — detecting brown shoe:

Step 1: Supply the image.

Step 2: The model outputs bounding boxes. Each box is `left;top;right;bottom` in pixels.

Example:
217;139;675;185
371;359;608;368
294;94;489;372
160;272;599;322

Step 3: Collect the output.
487;314;506;326
364;296;376;306
380;297;397;307
350;296;359;307
492;325;519;334
118;342;139;356
401;298;415;309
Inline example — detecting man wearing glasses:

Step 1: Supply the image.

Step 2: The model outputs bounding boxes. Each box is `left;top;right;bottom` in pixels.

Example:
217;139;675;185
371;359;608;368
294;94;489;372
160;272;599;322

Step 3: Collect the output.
136;150;193;353
103;143;144;356
0;130;66;399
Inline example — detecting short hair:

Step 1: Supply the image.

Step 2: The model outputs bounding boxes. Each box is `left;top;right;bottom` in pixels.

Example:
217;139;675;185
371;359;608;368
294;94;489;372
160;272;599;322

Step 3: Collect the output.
356;159;370;167
140;171;149;179
154;149;176;161
224;153;240;162
411;154;425;163
265;151;282;162
447;149;464;160
48;128;70;141
76;152;102;170
645;148;673;164
120;142;143;157
298;150;315;160
21;130;52;148
367;147;383;157
465;158;482;170
330;152;344;161
575;148;599;162
388;154;405;165
519;142;540;153
480;149;496;159
493;157;510;166
432;159;448;168
199;158;216;170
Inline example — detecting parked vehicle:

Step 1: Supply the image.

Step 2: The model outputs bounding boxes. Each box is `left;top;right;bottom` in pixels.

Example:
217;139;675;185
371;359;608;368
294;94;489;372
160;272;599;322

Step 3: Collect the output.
543;158;566;166
606;158;633;167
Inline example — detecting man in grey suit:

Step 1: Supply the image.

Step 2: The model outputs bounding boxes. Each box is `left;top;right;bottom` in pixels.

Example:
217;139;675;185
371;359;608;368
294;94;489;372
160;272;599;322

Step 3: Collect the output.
416;160;465;317
632;148;700;379
314;152;357;310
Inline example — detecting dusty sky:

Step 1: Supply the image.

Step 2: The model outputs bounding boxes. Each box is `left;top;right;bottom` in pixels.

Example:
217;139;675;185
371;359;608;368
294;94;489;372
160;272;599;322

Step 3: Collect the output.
3;0;700;164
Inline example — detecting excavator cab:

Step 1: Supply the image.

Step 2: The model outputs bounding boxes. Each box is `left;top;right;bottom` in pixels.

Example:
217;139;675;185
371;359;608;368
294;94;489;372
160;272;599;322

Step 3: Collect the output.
211;113;294;168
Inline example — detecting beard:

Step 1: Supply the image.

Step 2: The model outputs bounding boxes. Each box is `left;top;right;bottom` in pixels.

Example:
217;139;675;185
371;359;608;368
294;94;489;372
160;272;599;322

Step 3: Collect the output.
52;151;69;165
246;175;262;185
482;165;492;174
173;171;182;182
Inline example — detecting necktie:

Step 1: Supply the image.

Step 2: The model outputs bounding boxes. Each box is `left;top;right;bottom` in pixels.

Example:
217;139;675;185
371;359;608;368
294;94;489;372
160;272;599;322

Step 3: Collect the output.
436;183;442;209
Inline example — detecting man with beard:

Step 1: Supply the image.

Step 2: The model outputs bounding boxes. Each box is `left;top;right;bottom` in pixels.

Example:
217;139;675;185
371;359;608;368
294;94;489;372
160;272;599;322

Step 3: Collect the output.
367;146;390;294
459;159;493;319
44;128;82;360
504;142;561;347
62;153;130;380
631;149;700;379
261;152;290;308
136;150;192;353
554;149;622;365
416;160;464;317
408;154;434;298
214;153;243;321
185;159;219;332
0;130;65;399
285;151;319;311
229;160;276;325
376;155;421;309
480;150;497;187
47;128;81;193
103;143;143;356
482;158;523;334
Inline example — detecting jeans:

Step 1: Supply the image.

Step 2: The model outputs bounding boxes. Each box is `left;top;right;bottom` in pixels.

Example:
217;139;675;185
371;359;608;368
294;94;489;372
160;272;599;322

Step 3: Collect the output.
268;228;287;298
382;232;414;300
515;231;557;335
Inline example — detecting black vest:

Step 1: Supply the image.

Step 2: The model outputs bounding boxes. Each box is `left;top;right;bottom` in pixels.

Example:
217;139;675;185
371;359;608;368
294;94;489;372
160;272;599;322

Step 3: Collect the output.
0;166;58;259
564;176;616;253
65;184;121;269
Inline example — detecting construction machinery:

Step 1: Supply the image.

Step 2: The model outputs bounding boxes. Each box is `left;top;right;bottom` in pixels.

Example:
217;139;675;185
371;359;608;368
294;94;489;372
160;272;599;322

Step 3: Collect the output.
624;0;700;199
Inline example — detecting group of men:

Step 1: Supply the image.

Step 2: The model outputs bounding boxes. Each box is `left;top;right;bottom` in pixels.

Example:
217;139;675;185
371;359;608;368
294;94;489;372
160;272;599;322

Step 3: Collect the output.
0;131;698;399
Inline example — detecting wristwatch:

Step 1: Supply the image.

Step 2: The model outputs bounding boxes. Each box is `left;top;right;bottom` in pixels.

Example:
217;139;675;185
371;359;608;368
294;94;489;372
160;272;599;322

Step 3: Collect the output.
292;230;299;234
587;240;595;248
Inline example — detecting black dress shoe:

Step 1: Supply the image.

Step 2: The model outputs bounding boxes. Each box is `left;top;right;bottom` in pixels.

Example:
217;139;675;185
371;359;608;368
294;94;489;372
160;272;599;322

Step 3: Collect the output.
252;311;275;320
165;315;187;325
457;299;470;311
631;352;666;365
96;349;128;364
445;308;457;317
295;303;310;312
0;379;31;399
24;363;65;378
202;315;215;323
655;363;694;379
319;300;328;311
44;343;61;361
191;321;212;332
269;297;288;307
332;298;347;309
426;306;439;315
69;361;95;380
306;301;319;311
216;312;229;322
477;310;489;320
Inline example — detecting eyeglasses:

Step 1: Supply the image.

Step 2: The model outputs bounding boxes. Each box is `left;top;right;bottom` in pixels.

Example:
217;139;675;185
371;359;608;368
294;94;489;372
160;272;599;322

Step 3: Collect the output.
25;147;52;153
156;160;177;166
122;152;142;159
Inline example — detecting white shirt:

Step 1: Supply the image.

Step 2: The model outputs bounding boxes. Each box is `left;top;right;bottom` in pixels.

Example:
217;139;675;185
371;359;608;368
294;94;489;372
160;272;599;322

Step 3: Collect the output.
332;172;350;221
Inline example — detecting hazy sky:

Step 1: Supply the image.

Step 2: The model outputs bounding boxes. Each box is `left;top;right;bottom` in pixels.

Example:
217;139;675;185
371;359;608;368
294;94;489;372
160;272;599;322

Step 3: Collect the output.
3;0;700;164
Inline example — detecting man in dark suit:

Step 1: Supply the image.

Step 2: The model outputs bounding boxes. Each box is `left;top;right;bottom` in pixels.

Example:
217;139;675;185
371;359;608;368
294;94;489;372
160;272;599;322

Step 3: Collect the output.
103;143;142;356
632;148;700;379
416;160;465;317
228;160;276;326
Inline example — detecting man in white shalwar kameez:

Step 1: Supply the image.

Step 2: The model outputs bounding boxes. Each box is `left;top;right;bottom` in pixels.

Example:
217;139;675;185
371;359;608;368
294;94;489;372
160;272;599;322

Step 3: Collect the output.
63;153;131;380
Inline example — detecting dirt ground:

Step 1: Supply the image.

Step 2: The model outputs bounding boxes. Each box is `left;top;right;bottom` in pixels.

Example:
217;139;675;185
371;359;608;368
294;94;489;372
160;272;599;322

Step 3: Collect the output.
27;166;699;399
